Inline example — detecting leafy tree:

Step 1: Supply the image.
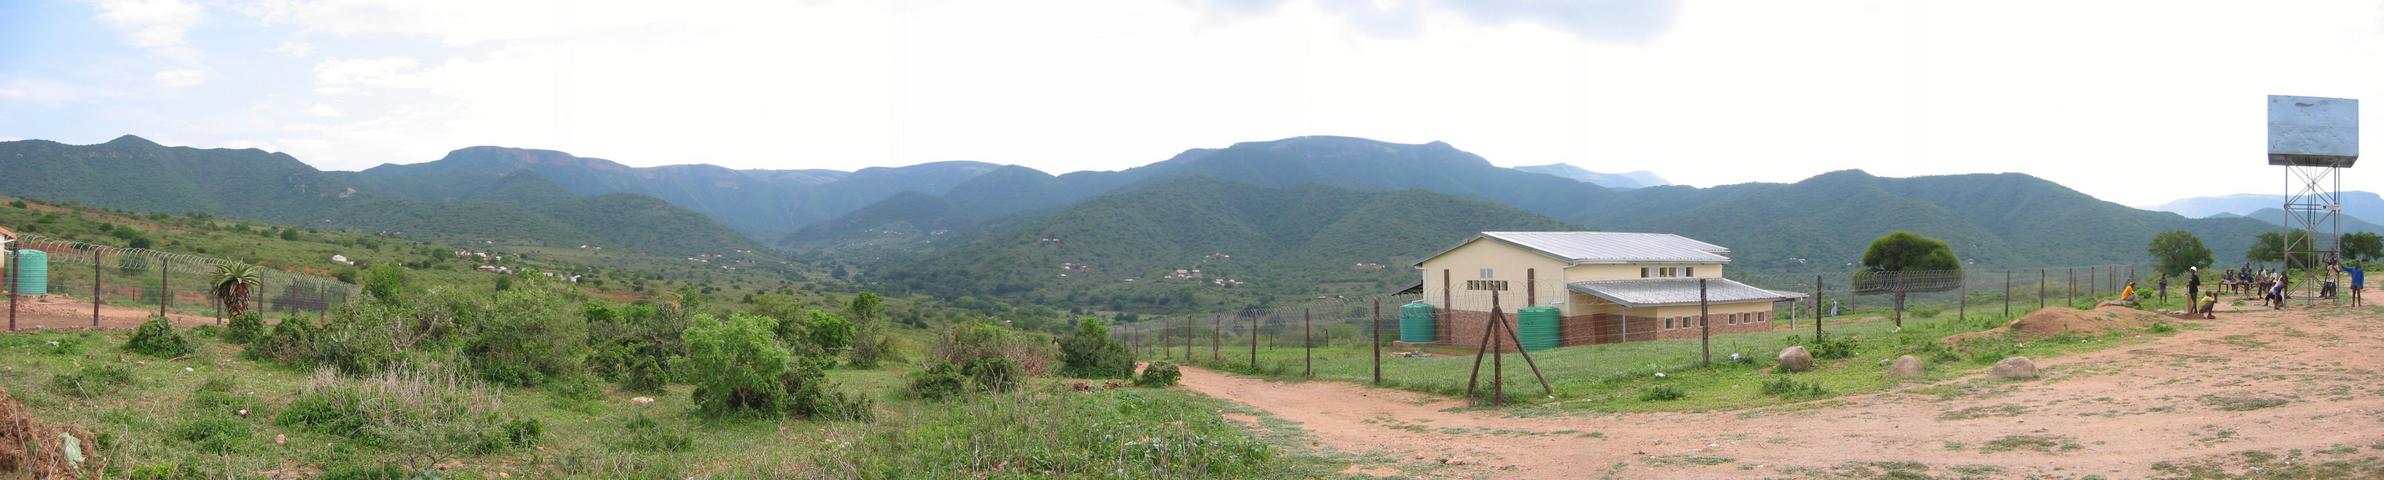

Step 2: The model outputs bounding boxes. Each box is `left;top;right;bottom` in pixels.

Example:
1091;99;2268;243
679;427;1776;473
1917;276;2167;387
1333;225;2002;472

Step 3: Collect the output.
847;292;891;368
1858;231;1959;325
2146;230;2214;277
362;265;407;304
2342;232;2384;262
2247;230;2313;266
467;286;589;386
212;262;262;318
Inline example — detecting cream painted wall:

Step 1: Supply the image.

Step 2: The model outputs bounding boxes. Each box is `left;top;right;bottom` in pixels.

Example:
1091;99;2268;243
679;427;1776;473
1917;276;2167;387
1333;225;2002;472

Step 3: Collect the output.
1419;238;1568;313
1563;263;1726;282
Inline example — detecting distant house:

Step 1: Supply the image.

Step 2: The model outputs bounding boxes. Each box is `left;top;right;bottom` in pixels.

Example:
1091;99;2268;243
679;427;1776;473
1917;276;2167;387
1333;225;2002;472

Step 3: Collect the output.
1415;232;1803;350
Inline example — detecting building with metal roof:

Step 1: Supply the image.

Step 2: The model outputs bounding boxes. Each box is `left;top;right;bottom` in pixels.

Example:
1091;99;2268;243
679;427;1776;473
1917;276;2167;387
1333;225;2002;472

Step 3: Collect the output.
1414;231;1802;350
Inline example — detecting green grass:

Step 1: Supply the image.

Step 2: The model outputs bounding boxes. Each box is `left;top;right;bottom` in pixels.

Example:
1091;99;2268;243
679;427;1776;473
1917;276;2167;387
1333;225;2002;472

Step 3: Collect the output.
0;330;1349;478
1171;303;2174;412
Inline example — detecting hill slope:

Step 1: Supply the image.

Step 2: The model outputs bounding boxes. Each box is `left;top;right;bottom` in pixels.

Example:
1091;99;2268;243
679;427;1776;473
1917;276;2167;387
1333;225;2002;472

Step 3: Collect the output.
1512;163;1669;189
872;177;1573;311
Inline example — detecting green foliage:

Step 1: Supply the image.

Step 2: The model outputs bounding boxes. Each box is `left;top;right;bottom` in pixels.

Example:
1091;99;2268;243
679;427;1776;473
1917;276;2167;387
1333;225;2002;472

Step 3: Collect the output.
212;262;261;318
467;285;589;386
824;387;1277;477
783;310;855;355
176;414;253;453
846;292;890;368
1134;361;1182;388
276;368;524;470
243;316;319;365
932;321;1056;376
1805;333;1860;360
549;374;606;414
585;302;683;394
684;313;792;417
782;356;874;421
2248;230;2314;265
47;363;135;398
1639;385;1686;402
313;302;407;375
2343;232;2384;262
962;356;1023;393
1862;231;1961;272
2147;230;2215;277
1059;318;1133;379
905;363;970;401
223;312;265;344
362;265;407;303
1759;376;1828;398
620;414;694;453
124;317;196;358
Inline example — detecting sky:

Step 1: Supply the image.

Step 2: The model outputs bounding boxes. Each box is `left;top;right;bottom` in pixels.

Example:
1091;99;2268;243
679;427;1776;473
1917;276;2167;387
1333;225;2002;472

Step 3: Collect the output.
2;0;2382;208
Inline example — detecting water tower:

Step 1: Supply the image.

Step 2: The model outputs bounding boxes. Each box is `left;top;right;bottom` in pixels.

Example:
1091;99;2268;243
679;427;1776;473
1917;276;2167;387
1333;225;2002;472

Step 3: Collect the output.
2269;95;2358;299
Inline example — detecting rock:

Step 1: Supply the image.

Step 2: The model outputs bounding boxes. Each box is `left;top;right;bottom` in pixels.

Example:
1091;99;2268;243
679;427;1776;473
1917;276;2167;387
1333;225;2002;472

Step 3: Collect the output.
629;396;656;405
1776;346;1814;372
1991;357;2039;380
274;434;287;445
1884;355;1924;379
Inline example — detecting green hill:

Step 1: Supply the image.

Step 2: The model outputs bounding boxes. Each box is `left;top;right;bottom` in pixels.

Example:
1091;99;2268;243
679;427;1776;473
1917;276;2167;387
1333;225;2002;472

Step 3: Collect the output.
0;137;758;257
873;176;1574;312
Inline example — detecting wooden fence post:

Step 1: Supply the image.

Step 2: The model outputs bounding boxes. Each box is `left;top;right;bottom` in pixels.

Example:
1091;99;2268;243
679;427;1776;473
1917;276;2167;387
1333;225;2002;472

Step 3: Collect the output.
1248;309;1258;370
1958;270;1968;322
2068;268;2075;307
2039;269;2046;309
1372;298;1383;386
92;249;101;328
1211;315;1220;363
2003;270;2012;318
1303;308;1312;377
1813;274;1823;339
7;244;17;332
161;256;170;317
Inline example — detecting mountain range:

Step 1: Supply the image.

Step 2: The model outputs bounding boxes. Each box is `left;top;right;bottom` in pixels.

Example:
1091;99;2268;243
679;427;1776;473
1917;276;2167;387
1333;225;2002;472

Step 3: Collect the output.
2150;192;2384;233
1510;164;1668;189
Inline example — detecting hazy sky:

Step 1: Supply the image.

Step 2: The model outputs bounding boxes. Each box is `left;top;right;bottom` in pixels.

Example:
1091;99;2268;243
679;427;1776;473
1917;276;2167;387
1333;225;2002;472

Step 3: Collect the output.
2;0;2380;207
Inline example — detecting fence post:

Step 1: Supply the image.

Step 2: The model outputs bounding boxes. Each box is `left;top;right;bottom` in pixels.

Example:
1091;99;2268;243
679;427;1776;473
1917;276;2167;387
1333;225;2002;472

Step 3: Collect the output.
1958;270;1968;322
2003;271;2012;318
2039;269;2046;309
161;256;169;317
257;270;267;317
6;244;17;331
1699;278;1711;366
1303;307;1312;377
1248;309;1258;370
1813;274;1823;339
1372;298;1383;386
92;249;101;328
1212;315;1220;363
2068;268;2075;307
2088;267;2096;302
1892;271;1905;329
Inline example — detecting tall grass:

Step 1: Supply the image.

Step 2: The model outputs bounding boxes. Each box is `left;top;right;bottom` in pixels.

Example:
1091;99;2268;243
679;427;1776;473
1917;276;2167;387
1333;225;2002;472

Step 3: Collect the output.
811;386;1282;479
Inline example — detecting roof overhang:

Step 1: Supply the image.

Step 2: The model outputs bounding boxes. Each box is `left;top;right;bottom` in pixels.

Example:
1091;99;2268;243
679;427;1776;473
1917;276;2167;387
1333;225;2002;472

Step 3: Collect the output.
1566;278;1806;309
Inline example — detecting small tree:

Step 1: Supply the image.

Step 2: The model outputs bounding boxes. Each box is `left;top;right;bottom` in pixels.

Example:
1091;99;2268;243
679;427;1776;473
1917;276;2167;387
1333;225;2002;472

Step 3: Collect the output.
847;292;890;368
212;263;262;318
2341;232;2384;262
685;313;791;417
1058;318;1133;379
362;265;407;304
1858;231;1960;325
2146;230;2214;278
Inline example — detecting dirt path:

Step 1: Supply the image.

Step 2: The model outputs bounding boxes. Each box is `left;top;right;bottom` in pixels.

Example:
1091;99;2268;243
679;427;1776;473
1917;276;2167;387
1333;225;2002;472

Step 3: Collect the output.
1;295;224;331
1182;304;2384;478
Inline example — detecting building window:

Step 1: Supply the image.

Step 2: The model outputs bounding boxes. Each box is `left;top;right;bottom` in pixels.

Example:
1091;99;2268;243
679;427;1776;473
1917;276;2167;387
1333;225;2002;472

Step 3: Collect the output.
1480;268;1494;279
1641;267;1651;278
1726;313;1736;325
1686;267;1695;277
1758;312;1768;323
1664;317;1673;330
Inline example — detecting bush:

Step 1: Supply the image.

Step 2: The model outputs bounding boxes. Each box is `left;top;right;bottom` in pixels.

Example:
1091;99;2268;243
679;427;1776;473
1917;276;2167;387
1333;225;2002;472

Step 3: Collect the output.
549;374;606;414
223;313;265;344
783;356;874;421
1059;318;1134;379
1806;333;1860;360
1760;376;1828;398
777;310;855;357
244;316;320;364
1639;385;1685;402
176;415;252;453
48;363;134;398
276;368;523;470
905;363;969;401
315;303;408;375
1135;361;1182;388
468;286;590;386
963;356;1024;393
191;375;260;415
502;418;544;449
933;322;1057;376
620;414;693;452
685;314;792;417
124;317;195;358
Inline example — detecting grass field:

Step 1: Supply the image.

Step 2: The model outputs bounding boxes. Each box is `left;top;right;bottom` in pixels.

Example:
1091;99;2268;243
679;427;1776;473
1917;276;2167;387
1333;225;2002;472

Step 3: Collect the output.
1170;297;2179;412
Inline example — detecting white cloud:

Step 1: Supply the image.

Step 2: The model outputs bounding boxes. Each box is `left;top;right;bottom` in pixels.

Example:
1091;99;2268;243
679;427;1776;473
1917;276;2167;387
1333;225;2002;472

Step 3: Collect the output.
89;0;204;61
152;68;213;87
306;103;344;117
312;57;425;94
275;40;316;58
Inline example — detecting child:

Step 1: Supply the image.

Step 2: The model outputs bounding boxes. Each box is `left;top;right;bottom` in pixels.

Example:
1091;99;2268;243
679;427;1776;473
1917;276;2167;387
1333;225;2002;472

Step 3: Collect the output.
2200;292;2218;319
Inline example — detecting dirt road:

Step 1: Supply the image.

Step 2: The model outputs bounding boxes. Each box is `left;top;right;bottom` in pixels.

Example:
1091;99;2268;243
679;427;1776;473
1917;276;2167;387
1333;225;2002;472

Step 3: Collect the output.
1182;305;2384;478
0;295;224;331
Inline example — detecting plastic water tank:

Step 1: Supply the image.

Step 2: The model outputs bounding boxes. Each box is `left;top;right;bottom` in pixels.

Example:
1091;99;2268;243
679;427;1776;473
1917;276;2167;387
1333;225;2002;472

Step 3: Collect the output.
13;249;47;296
1517;306;1560;351
1398;300;1436;342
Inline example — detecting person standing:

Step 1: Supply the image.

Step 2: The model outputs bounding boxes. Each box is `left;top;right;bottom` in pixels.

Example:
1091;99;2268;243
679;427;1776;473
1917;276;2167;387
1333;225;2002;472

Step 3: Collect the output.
2348;261;2366;307
2157;274;2169;305
2185;267;2200;308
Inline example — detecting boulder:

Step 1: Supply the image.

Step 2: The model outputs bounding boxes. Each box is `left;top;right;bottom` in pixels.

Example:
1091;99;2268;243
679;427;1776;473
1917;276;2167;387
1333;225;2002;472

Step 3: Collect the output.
1776;346;1815;372
1991;357;2039;380
1884;355;1925;379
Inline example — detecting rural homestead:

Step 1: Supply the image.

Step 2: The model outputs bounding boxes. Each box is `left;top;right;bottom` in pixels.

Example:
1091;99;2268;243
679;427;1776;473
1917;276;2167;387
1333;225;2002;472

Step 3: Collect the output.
1414;232;1804;351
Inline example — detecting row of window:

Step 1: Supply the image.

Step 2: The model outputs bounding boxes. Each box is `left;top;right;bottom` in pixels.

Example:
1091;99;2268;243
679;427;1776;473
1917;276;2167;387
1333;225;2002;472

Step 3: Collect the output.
1641;267;1696;278
1661;311;1770;330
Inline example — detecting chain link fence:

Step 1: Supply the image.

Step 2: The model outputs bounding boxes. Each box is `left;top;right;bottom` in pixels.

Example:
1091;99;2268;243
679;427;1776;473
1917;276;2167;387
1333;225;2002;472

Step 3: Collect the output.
5;232;360;330
1110;264;2157;403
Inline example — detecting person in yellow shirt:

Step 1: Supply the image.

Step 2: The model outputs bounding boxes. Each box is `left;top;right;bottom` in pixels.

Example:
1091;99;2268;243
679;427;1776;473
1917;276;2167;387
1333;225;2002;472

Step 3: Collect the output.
2199;292;2218;319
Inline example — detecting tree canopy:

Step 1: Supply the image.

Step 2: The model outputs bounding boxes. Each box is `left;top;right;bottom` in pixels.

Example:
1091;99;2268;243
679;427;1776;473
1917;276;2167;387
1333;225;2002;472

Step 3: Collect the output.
2341;232;2384;262
1860;231;1961;272
2146;230;2214;277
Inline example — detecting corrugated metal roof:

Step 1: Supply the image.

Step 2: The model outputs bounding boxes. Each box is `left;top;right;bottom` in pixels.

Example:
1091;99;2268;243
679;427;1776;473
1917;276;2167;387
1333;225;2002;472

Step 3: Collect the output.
1476;232;1729;265
1566;278;1805;308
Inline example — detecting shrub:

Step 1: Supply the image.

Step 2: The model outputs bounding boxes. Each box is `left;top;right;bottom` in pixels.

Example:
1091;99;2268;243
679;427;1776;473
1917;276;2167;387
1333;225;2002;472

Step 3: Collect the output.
277;368;522;470
905;363;969;401
191;375;260;415
1760;376;1828;398
963;356;1024;393
124;317;195;358
685;314;792;417
177;415;252;453
191;324;223;338
549;374;606;414
244;316;319;364
933;322;1057;376
501;418;544;449
223;313;265;344
315;303;408;375
1806;333;1860;360
783;356;874;421
620;414;693;452
1905;305;1943;318
48;363;134;398
1639;385;1686;402
777;310;855;357
467;286;589;386
1134;361;1182;388
1059;318;1134;379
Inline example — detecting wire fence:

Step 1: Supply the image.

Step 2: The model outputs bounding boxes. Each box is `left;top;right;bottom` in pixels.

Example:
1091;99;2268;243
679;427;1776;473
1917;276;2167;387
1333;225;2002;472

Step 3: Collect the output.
5;232;360;330
1109;264;2164;404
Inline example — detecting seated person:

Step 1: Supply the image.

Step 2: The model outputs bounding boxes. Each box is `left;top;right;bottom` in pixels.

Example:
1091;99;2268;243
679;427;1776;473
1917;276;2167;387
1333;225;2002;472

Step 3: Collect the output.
2200;293;2219;319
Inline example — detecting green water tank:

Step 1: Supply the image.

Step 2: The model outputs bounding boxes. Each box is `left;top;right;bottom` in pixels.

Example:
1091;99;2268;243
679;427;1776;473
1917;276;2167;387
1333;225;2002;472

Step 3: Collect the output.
1398;301;1436;343
13;249;47;296
1517;306;1560;351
